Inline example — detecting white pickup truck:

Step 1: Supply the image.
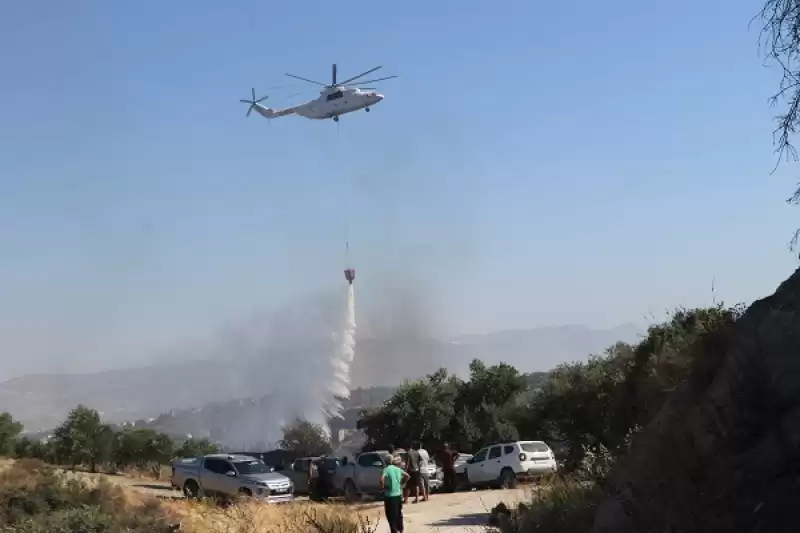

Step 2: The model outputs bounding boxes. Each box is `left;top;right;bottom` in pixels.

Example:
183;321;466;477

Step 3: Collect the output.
171;453;294;503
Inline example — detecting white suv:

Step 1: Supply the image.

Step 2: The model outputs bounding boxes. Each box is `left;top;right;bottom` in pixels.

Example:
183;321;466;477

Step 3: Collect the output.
463;441;557;489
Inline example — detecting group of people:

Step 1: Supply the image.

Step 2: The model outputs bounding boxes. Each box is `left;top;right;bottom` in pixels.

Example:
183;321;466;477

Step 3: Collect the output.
381;442;461;533
307;456;335;502
303;442;462;533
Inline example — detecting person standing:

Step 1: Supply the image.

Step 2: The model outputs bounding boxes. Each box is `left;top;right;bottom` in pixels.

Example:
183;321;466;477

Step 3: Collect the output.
381;454;409;533
439;443;460;493
415;442;431;501
315;457;332;501
405;444;422;503
307;458;320;501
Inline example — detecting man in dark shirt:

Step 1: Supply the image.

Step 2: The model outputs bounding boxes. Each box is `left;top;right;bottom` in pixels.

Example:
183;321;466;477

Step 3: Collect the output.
405;445;422;503
439;443;459;493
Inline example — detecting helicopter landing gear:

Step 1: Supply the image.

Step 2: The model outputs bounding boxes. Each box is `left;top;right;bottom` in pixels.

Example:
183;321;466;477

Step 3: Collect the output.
333;116;339;122
365;107;370;113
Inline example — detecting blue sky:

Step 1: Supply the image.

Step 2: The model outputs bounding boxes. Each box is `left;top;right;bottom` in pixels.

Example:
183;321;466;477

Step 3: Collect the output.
0;0;798;378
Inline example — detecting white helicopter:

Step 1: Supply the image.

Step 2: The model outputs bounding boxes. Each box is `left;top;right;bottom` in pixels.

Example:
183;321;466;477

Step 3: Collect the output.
240;63;396;123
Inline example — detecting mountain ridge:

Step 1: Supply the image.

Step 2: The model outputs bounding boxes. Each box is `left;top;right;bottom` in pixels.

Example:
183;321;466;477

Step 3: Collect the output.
1;323;642;433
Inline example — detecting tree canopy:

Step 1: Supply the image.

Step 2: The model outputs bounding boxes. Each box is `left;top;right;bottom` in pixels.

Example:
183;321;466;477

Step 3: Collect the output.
279;418;333;457
0;413;23;456
2;405;220;475
358;306;741;469
758;0;800;246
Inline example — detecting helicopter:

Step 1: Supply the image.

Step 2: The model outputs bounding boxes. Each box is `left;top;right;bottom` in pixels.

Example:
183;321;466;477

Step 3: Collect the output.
240;64;396;123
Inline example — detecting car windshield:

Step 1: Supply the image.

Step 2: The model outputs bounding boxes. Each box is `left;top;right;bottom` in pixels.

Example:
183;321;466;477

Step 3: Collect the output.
520;443;550;453
234;459;270;474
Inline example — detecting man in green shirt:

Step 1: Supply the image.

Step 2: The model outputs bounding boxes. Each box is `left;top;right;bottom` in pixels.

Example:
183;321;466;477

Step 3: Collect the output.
381;454;410;533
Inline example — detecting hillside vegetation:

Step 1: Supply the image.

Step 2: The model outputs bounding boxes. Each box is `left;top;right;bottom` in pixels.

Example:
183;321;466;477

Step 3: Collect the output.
357;306;737;470
0;304;742;533
0;459;375;533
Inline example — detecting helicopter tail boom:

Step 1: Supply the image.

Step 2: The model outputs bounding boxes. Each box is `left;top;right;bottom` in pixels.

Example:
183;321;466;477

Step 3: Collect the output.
252;104;296;119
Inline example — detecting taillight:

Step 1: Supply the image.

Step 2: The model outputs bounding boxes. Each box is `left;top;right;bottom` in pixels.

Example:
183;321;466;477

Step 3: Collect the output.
519;453;527;461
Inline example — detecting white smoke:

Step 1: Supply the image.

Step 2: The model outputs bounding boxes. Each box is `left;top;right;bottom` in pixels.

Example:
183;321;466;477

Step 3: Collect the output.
326;284;357;419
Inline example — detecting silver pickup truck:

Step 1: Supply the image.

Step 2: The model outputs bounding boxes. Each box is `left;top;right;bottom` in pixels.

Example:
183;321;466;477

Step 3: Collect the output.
171;453;294;503
334;450;391;501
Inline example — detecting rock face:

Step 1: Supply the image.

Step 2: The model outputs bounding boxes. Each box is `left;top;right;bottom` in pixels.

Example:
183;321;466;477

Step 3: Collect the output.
591;268;800;533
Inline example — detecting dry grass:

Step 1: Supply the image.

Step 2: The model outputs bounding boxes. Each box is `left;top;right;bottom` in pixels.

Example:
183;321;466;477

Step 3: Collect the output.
165;499;382;533
0;459;176;532
117;464;173;481
0;459;381;533
491;476;601;533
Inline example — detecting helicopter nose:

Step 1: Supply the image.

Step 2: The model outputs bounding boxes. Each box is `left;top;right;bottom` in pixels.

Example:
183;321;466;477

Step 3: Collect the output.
373;93;384;103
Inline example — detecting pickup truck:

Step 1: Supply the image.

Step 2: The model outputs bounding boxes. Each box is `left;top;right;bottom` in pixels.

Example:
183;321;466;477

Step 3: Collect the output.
171;453;294;503
274;456;339;495
334;450;392;501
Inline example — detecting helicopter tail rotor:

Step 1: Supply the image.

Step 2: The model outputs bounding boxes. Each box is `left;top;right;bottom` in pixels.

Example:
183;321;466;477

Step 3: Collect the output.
239;88;269;117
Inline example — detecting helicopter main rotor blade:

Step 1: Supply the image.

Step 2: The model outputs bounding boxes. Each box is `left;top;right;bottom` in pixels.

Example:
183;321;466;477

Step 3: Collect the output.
285;73;328;86
338;65;383;86
345;75;398;86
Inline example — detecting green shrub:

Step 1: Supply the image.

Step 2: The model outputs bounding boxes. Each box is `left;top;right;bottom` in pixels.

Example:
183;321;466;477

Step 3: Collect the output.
0;459;177;533
491;476;602;533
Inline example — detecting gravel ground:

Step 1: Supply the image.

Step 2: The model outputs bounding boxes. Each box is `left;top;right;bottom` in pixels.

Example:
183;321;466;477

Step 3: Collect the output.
82;472;533;532
373;487;532;533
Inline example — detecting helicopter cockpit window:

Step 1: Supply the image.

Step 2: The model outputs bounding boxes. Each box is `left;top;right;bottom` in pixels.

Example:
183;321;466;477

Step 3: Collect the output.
326;91;343;102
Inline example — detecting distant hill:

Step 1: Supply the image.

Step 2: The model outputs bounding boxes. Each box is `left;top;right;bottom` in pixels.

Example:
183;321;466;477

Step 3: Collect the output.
0;324;641;433
127;371;551;449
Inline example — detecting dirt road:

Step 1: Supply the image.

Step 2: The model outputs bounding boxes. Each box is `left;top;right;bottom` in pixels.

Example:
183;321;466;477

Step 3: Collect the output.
372;488;531;533
86;472;530;532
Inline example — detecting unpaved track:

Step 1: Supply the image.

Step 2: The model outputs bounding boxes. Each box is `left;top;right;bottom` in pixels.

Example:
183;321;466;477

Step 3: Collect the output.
373;488;532;533
82;470;532;532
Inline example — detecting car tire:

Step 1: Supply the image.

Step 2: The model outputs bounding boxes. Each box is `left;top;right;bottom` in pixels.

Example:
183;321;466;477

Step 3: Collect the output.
344;479;359;502
499;468;517;489
238;488;253;499
184;480;200;500
462;470;472;490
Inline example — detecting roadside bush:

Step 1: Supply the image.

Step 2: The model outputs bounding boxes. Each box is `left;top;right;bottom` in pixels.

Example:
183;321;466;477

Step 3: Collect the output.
490;476;602;533
0;459;177;533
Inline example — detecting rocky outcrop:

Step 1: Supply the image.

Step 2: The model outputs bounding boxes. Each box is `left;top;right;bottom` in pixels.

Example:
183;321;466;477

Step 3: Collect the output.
591;268;800;533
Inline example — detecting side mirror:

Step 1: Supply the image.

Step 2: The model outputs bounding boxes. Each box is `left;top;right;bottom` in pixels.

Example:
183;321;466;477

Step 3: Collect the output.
225;470;237;477
466;458;474;464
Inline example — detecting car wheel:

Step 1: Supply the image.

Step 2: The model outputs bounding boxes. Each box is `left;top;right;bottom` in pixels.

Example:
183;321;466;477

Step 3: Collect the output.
183;480;200;499
238;488;253;499
499;468;517;489
344;479;359;502
462;470;472;491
